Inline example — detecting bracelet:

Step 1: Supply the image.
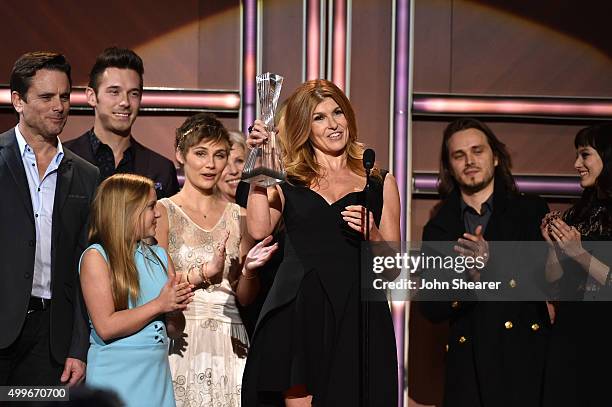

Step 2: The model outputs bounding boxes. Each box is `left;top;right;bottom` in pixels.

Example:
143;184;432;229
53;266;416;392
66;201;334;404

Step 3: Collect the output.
604;266;612;287
241;269;258;280
199;262;212;285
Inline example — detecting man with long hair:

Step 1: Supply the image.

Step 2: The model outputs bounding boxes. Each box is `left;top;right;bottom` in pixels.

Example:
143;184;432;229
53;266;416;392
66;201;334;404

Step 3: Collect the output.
419;118;551;407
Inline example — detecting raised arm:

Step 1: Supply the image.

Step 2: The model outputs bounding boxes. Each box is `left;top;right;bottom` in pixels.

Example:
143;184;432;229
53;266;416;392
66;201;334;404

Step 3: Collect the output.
247;185;283;239
245;119;284;239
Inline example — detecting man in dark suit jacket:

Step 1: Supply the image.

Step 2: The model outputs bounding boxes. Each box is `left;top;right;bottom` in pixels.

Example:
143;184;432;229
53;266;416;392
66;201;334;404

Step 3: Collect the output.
64;47;179;199
0;52;99;386
419;118;551;407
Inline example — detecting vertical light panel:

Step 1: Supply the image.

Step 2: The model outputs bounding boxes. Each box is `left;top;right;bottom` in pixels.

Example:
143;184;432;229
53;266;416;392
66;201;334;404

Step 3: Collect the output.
389;0;412;406
242;0;258;131
391;0;410;238
344;0;352;97
304;0;348;88
304;0;322;81
330;0;348;91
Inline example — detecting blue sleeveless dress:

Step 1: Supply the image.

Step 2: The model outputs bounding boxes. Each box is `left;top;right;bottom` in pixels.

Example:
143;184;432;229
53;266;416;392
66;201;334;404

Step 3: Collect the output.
80;243;176;407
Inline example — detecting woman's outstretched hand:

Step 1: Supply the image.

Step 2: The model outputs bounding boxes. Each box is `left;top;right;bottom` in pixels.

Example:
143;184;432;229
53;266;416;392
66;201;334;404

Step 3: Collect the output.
243;235;279;275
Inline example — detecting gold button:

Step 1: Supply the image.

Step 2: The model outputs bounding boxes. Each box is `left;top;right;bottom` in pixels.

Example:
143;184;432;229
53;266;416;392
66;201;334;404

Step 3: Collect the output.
445;344;449;352
531;323;540;331
458;336;467;344
504;321;513;329
509;279;517;288
451;301;460;309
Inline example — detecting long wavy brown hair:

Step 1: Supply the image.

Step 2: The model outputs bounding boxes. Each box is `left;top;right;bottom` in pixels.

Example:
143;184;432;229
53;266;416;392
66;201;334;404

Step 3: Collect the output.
280;79;371;186
88;173;157;311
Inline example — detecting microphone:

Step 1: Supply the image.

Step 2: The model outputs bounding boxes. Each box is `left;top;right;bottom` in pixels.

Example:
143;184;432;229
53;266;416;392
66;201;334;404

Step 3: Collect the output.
362;148;375;171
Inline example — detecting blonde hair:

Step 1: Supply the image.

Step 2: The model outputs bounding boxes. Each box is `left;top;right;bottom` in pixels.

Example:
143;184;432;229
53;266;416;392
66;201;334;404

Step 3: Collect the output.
89;173;156;311
280;79;367;186
228;130;247;153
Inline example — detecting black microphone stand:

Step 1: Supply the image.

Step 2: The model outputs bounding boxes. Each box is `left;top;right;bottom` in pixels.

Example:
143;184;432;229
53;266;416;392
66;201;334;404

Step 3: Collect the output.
360;163;372;407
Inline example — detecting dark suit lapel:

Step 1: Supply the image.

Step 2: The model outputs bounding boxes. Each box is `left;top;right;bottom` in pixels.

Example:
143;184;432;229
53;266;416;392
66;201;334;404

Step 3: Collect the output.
484;196;505;241
484;181;518;241
52;153;74;241
436;190;466;240
0;130;34;223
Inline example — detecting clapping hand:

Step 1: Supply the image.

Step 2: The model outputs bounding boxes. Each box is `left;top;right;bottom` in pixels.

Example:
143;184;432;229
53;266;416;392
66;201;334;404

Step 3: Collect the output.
547;217;584;258
156;273;194;313
184;232;229;287
243;235;279;275
541;210;562;246
206;231;231;279
454;225;489;262
454;225;489;281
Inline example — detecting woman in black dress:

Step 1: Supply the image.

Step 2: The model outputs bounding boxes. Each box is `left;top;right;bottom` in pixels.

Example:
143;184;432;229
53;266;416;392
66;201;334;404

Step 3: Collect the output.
242;79;400;406
541;123;612;407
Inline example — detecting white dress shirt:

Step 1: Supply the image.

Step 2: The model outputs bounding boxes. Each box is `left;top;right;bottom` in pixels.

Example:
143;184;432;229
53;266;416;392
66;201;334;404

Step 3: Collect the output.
15;125;64;299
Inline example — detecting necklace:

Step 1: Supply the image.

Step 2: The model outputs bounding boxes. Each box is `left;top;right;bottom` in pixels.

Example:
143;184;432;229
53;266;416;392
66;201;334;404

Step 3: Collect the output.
178;203;207;218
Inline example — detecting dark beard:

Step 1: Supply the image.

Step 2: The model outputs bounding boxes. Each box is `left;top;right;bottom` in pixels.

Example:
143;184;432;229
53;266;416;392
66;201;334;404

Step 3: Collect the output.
458;174;494;195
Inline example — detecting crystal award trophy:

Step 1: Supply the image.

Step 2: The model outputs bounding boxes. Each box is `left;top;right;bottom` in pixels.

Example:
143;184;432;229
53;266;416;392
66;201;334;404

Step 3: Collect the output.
241;72;286;187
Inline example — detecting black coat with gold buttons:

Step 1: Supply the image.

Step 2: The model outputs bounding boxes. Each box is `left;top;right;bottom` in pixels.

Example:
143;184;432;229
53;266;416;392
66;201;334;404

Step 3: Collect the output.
419;179;550;407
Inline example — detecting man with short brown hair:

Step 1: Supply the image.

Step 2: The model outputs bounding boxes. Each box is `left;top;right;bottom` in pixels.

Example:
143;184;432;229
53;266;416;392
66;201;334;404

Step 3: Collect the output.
0;51;99;386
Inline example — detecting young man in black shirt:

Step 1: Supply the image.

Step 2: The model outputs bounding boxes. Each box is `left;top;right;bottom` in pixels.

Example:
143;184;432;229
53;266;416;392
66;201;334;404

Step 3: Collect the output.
65;47;179;198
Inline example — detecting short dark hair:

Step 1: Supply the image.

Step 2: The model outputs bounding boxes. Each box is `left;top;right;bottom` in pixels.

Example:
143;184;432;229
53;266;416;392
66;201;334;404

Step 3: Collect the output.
570;123;612;224
10;51;71;101
88;47;144;93
439;117;517;197
175;112;230;158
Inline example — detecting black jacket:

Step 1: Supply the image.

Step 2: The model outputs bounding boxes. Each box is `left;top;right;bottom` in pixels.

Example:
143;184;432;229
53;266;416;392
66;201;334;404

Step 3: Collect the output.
419;180;550;407
0;129;99;363
64;131;179;199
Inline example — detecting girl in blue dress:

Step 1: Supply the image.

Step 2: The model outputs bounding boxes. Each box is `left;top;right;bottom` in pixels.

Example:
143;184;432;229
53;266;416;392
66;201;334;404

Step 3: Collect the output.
79;173;194;407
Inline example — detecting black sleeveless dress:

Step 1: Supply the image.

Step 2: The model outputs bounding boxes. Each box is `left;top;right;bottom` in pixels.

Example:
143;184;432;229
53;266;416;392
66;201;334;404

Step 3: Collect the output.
242;172;398;406
542;200;612;407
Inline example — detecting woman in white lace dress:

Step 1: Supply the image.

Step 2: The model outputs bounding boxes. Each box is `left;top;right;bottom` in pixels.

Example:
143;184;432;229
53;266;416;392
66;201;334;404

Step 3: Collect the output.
155;113;277;407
